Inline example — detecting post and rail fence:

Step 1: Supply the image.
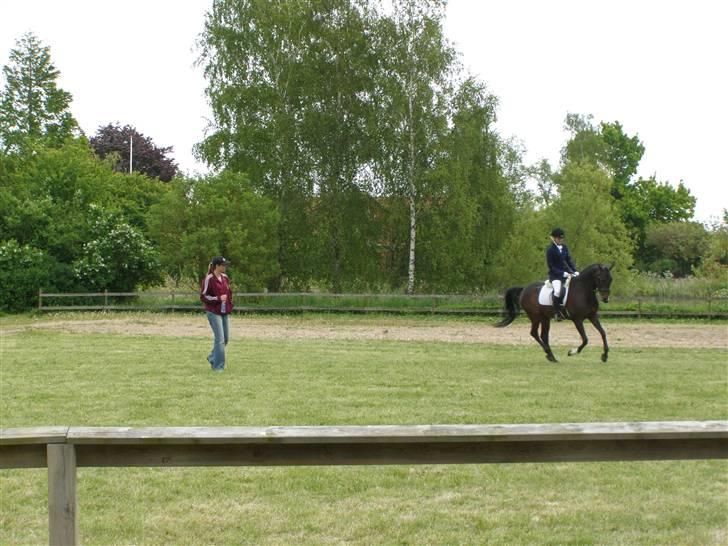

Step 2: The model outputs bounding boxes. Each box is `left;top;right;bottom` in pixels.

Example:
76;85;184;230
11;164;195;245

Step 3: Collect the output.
2;421;727;545
36;290;728;319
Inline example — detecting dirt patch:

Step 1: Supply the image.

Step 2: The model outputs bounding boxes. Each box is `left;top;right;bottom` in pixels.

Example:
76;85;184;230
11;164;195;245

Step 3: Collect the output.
3;315;727;349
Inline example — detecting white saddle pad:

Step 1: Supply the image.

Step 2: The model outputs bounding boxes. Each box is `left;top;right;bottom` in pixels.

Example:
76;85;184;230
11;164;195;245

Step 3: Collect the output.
538;279;571;306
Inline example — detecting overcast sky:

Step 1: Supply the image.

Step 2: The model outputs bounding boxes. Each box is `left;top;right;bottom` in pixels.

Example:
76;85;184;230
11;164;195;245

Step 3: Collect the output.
2;0;726;222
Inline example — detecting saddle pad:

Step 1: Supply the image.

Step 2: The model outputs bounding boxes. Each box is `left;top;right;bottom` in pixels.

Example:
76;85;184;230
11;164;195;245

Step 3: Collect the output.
538;279;570;306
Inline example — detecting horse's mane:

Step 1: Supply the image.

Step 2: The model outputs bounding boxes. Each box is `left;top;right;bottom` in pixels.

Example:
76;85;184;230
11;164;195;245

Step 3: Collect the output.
571;264;604;287
580;263;603;276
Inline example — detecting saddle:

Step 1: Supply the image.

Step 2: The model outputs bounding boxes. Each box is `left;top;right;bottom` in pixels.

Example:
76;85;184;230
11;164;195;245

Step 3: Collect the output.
538;276;571;307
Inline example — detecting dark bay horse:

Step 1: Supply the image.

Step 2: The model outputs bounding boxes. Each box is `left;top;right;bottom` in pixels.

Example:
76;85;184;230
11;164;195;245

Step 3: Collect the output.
495;263;613;362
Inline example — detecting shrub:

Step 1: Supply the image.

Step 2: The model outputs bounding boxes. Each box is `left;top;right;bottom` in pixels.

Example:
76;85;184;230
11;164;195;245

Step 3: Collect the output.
0;240;53;311
73;206;161;291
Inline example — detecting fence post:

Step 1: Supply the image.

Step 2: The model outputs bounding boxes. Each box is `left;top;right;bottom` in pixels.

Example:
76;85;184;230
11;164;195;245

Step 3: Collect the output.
48;444;78;546
171;291;175;313
637;298;642;319
104;289;108;311
38;289;43;312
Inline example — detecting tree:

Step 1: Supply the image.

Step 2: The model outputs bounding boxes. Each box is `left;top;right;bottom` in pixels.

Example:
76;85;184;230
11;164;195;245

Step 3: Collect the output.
528;159;556;207
90;123;178;181
374;0;454;293
695;212;728;279
0;240;53;312
560;113;695;267
73;206;161;291
492;161;633;289
147;172;280;289
416;77;516;291
645;221;709;277
0;32;79;151
599;121;645;198
619;176;696;267
196;0;374;289
548;161;633;271
562;113;645;198
0;138;168;298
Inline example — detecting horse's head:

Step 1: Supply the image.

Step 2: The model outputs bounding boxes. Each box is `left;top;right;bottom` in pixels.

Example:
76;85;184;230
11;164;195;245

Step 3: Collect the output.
595;263;613;303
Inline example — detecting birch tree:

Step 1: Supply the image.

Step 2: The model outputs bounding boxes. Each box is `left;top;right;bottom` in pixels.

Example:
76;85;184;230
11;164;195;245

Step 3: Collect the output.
374;0;454;293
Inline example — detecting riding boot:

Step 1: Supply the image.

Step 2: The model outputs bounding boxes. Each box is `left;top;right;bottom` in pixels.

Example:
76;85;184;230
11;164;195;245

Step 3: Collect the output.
553;294;566;321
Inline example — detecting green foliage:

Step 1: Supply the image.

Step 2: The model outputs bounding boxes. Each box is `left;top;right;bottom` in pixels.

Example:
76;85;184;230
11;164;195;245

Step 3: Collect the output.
694;215;728;280
549;161;634;271
0;138;168;305
620;176;696;262
0;32;79;151
490;208;551;286
562;114;645;197
616;268;727;299
599;120;645;196
147;172;280;289
1;141;105;275
0;240;53;312
197;0;385;291
417;78;516;291
373;0;454;294
73;206;161;291
645;221;710;277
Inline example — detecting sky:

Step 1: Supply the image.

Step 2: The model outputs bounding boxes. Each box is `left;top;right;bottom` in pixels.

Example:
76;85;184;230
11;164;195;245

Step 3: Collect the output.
1;0;726;222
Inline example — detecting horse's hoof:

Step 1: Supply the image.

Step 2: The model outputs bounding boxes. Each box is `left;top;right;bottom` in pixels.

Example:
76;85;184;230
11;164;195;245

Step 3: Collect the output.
568;348;578;356
547;355;558;363
601;353;608;363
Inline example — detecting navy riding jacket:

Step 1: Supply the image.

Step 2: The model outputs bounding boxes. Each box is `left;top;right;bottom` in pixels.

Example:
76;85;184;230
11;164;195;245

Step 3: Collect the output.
546;242;577;281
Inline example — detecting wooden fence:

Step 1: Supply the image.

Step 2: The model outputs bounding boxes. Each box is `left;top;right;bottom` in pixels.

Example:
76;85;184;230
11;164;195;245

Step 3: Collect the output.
37;290;728;318
2;421;727;545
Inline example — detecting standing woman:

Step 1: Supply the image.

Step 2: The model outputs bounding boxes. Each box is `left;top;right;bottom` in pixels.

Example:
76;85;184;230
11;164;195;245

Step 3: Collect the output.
200;256;233;371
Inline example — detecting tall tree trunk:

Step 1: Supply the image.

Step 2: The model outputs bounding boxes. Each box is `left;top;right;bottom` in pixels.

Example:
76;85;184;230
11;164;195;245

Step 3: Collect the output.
406;91;417;295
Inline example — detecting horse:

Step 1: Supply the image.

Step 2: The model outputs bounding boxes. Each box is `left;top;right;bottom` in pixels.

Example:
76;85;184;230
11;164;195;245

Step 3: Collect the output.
495;263;613;363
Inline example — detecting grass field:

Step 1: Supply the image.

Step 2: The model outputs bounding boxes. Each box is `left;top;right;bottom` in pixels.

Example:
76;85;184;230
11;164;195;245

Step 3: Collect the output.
1;313;727;544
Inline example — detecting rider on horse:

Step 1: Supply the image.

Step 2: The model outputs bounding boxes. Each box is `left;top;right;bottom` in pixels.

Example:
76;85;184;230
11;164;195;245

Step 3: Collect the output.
547;227;578;321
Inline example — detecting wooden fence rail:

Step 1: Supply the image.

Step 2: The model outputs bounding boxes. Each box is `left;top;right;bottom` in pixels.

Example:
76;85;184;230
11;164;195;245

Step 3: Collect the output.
36;290;728;318
2;421;727;545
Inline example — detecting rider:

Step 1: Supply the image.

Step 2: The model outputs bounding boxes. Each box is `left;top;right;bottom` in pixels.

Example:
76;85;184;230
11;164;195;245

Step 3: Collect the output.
547;227;578;320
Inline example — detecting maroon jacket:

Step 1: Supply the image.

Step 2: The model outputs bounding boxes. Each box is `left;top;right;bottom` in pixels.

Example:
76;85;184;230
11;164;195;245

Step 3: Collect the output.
200;273;233;315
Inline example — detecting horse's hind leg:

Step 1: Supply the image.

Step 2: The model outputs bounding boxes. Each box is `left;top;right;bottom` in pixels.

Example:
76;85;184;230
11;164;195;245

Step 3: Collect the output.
539;319;558;363
568;319;589;356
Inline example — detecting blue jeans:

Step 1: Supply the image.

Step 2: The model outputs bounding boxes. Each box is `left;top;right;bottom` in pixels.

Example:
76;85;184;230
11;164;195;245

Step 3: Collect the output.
206;312;229;370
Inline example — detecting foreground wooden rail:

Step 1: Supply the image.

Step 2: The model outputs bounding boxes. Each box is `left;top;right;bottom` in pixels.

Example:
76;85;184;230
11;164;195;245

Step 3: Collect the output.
2;421;727;545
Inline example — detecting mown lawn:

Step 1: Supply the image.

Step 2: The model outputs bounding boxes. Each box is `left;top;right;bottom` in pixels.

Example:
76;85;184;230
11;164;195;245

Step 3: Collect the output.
1;315;726;545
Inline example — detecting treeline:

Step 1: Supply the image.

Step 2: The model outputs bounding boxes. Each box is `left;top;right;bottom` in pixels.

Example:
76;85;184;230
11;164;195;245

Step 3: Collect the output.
1;1;726;312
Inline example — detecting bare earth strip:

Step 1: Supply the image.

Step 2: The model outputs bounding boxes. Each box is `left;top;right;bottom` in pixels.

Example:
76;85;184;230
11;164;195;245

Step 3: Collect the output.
3;315;727;349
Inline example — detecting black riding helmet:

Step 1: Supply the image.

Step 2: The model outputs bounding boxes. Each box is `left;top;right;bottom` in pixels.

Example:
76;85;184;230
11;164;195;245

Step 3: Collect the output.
551;227;565;238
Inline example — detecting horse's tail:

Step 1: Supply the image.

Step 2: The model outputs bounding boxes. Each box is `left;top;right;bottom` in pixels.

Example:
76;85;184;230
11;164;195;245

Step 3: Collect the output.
495;286;524;327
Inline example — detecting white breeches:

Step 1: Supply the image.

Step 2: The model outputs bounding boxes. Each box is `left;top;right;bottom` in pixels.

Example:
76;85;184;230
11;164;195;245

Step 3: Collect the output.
552;279;563;297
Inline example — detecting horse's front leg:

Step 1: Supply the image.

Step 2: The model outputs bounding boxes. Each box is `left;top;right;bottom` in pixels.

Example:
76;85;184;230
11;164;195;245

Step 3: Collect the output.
529;318;548;355
589;315;609;362
568;319;589;356
540;319;558;362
